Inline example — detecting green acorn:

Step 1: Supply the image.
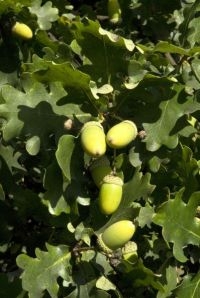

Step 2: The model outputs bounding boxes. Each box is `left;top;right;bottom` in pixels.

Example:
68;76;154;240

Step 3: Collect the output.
98;220;136;252
81;121;106;157
11;22;33;40
108;0;122;24
90;156;112;188
98;174;123;215
106;120;138;149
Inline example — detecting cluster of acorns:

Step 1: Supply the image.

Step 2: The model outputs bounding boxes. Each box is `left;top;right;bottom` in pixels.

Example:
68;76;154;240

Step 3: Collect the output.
80;120;138;253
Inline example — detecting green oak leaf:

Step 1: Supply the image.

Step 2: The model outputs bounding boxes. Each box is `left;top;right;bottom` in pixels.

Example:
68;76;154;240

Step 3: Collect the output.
182;60;200;91
42;159;70;216
191;57;200;83
122;167;155;206
17;243;72;298
66;281;112;298
24;55;91;92
179;0;200;47
154;41;189;56
25;135;40;156
23;56;97;113
157;266;178;298
0;81;66;142
143;84;200;151
176;145;199;198
74;222;93;246
175;271;200;298
55;135;76;182
0;81;92;143
29;0;59;30
137;203;155;228
67;18;134;85
0;143;23;171
0;71;18;88
153;188;200;262
96;276;116;291
125;59;147;89
120;258;163;291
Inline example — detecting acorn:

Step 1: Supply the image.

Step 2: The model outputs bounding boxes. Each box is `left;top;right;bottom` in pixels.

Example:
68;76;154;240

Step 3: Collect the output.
81;121;106;157
98;174;123;215
90;156;112;188
108;0;122;24
106;120;138;149
97;220;136;252
11;22;33;40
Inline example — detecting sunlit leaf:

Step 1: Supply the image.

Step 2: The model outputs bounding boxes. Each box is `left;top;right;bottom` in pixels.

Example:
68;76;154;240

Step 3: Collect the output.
153;188;200;262
29;0;59;30
17;243;72;298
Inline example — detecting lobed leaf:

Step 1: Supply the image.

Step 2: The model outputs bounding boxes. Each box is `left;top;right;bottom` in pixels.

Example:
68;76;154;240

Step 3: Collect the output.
156;266;178;298
29;0;59;30
153;188;200;262
143;84;200;151
17;243;72;298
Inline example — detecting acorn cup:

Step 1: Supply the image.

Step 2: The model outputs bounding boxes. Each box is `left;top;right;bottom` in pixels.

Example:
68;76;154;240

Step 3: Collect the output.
11;22;33;40
98;174;123;215
106;120;138;149
97;220;136;253
90;156;112;188
108;0;122;24
80;121;106;157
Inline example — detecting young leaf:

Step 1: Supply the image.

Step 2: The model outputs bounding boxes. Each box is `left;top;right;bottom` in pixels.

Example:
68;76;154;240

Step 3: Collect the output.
153;188;200;262
17;243;72;298
29;0;59;30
